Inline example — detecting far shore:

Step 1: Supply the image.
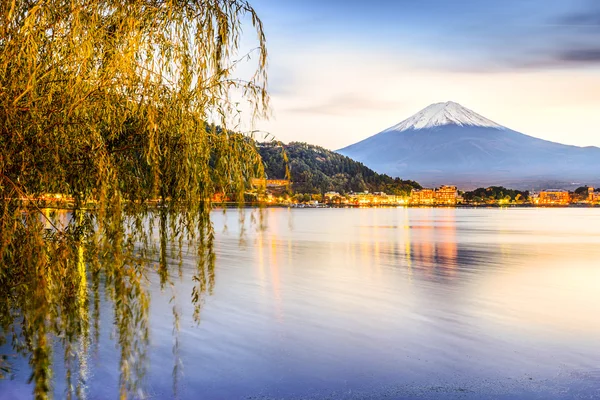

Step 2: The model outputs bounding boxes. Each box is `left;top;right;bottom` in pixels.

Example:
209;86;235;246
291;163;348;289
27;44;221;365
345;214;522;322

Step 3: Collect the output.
19;200;600;212
212;202;599;209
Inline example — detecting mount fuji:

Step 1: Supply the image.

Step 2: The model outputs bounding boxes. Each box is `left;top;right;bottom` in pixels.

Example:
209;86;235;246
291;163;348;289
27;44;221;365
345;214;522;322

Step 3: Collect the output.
337;102;600;189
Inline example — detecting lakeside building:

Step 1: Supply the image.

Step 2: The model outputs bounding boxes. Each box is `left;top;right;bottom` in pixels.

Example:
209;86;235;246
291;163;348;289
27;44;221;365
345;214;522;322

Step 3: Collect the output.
211;192;228;203
409;188;436;205
537;189;570;205
385;195;407;205
348;191;385;205
14;193;76;206
589;187;600;204
343;191;407;206
410;186;458;205
435;185;459;205
251;178;290;189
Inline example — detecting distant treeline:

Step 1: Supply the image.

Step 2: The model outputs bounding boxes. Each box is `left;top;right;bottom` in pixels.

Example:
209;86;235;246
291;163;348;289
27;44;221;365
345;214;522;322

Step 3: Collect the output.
462;186;529;202
462;185;598;203
257;141;421;196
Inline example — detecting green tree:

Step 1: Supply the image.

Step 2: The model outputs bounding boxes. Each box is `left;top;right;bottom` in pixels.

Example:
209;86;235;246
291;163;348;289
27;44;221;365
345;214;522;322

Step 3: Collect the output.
350;174;368;193
463;187;529;204
256;141;421;196
331;173;349;194
1;1;267;398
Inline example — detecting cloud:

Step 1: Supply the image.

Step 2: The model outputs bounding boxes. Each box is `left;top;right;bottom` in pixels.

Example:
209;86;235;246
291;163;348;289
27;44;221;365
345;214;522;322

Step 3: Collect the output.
559;48;600;63
409;1;600;71
558;2;600;28
443;14;600;72
534;2;600;67
285;93;405;116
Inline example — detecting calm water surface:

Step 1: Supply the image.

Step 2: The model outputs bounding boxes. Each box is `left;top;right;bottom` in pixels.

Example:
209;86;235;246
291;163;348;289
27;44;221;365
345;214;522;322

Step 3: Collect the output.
2;208;600;399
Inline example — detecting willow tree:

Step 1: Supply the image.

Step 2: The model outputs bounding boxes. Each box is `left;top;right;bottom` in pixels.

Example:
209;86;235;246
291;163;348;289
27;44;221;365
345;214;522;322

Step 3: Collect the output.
0;1;268;398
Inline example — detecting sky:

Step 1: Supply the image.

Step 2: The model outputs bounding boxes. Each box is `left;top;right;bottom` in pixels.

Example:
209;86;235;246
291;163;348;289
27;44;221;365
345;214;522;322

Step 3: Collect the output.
237;0;600;150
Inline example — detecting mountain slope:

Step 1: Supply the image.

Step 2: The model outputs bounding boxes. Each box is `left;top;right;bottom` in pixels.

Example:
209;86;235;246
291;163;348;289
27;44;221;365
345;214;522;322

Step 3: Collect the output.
257;142;421;195
338;102;600;189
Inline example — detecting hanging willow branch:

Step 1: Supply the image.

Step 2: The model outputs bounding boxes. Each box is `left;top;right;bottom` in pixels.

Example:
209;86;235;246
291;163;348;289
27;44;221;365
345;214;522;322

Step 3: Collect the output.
0;1;268;399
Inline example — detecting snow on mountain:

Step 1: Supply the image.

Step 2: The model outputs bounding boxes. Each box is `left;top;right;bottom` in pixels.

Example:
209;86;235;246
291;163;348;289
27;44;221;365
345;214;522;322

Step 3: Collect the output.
337;101;600;189
383;101;504;132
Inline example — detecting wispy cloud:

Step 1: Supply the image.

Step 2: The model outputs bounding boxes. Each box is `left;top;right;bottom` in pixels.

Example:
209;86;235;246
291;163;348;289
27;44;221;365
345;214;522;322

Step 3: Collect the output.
286;93;405;116
559;49;600;63
545;2;600;66
558;2;600;28
468;1;600;70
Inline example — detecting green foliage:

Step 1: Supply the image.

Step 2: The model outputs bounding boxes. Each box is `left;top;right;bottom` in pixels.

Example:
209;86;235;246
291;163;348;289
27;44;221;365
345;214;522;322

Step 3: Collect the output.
0;1;268;398
463;186;529;203
257;142;421;196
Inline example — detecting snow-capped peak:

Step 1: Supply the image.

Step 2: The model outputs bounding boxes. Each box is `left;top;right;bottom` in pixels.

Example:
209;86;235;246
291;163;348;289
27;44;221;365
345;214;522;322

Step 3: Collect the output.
383;101;505;132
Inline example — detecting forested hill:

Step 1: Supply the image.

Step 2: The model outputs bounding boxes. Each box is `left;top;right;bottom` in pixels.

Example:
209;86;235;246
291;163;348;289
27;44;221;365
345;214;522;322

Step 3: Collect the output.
257;142;421;196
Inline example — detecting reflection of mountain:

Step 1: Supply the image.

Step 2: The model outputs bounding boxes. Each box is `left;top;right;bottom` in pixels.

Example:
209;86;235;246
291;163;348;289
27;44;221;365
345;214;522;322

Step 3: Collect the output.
338;102;600;190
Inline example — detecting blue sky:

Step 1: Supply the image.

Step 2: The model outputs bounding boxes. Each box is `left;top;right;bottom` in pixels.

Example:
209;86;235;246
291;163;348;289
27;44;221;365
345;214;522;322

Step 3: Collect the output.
239;0;600;149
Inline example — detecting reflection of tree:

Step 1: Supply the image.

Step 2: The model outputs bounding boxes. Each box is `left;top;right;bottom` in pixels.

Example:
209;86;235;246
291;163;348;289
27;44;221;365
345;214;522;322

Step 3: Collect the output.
156;208;218;398
0;0;268;398
0;203;225;398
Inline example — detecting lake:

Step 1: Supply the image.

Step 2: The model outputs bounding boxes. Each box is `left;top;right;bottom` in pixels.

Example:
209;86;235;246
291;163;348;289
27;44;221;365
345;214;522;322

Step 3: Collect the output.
2;208;600;399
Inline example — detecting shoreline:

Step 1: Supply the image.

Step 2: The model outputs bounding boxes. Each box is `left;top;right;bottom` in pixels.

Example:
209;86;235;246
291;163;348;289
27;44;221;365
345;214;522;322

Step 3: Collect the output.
19;201;600;211
212;202;600;209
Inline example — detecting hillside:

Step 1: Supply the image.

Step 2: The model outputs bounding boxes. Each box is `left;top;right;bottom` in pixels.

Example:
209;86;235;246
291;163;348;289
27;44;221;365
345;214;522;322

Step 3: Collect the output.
257;142;421;196
338;102;600;190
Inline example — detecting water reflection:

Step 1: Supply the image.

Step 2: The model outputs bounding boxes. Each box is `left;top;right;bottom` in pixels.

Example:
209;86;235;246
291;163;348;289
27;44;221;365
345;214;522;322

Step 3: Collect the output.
1;207;218;399
2;208;600;399
222;208;600;398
